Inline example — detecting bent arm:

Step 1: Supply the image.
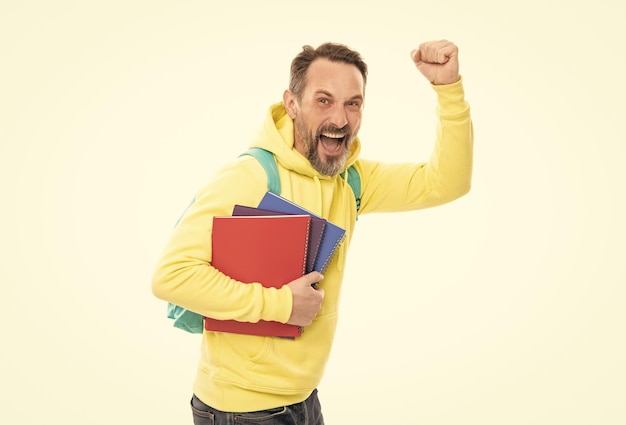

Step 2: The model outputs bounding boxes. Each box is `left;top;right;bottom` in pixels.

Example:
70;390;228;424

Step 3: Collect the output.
151;158;293;324
357;77;473;213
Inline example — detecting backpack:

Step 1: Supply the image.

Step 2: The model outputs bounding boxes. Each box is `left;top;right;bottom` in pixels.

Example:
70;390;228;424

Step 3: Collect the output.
166;147;361;334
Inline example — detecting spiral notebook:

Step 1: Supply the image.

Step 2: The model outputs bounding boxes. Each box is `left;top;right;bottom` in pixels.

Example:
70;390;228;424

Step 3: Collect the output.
204;214;311;337
232;204;327;274
257;191;346;273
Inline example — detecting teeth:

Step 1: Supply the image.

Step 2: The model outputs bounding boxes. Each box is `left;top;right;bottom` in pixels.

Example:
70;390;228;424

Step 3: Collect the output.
321;132;344;139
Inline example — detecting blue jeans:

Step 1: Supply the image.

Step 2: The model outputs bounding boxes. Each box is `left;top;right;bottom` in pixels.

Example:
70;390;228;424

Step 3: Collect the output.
190;390;324;425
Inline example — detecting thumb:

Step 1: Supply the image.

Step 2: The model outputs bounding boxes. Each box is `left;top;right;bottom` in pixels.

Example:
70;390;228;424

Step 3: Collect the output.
410;48;421;64
301;271;324;287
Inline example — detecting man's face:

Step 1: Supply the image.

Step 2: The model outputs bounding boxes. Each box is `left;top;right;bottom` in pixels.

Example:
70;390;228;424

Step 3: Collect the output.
285;58;364;176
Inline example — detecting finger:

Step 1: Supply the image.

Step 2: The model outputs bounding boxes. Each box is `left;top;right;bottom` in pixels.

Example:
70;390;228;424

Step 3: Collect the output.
303;271;323;289
410;48;421;64
299;271;323;285
309;271;324;282
419;40;457;64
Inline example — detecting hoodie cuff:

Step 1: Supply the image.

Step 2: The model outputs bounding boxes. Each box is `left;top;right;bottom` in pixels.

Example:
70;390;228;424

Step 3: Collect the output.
260;285;294;323
432;76;470;119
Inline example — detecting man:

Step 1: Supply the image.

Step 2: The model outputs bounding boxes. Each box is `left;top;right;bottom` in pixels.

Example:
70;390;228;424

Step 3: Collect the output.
152;39;473;424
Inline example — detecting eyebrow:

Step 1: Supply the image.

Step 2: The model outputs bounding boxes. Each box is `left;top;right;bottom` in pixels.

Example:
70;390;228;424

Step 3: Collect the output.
314;89;364;102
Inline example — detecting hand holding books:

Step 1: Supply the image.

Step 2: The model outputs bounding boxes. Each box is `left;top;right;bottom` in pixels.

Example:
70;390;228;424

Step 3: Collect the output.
285;272;325;327
204;192;346;338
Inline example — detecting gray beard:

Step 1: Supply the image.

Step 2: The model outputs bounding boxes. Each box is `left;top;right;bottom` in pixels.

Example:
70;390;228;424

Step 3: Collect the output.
296;121;350;176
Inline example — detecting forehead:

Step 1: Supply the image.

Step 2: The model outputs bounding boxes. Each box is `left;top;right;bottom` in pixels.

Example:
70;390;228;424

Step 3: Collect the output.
303;58;364;98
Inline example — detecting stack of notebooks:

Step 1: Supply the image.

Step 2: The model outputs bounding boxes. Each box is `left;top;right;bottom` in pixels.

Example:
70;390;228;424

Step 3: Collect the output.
204;191;346;338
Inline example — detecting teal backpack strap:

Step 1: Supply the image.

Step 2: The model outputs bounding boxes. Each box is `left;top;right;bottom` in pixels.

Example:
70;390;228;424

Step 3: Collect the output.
240;148;281;194
341;165;361;214
244;147;360;214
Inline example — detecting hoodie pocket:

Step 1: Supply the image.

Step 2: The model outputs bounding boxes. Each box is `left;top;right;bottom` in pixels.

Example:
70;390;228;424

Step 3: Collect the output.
215;332;273;364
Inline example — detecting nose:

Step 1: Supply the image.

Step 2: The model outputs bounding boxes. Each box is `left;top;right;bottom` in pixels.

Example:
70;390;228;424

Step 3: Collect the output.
329;104;348;129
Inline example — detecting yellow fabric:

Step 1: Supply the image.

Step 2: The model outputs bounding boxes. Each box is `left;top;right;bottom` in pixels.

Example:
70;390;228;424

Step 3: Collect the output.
152;77;473;412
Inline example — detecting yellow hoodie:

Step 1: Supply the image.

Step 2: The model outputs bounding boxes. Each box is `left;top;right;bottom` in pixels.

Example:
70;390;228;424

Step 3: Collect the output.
152;78;473;412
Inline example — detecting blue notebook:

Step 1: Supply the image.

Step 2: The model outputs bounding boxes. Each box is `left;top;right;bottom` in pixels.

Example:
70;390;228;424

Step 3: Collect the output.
258;191;346;272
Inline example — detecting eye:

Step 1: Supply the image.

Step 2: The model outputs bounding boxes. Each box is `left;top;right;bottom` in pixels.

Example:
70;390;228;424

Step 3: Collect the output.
318;98;329;104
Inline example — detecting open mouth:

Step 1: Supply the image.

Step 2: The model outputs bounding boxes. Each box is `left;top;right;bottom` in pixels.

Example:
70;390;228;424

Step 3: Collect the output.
318;131;347;153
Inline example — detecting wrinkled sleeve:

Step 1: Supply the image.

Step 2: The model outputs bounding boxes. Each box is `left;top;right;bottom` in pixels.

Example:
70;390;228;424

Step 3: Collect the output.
151;157;294;324
356;77;473;214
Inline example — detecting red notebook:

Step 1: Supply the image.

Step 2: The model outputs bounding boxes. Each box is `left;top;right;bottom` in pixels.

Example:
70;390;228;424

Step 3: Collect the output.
232;204;327;274
204;215;311;337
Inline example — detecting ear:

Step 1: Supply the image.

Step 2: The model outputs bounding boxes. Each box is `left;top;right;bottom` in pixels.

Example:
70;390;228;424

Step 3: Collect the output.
283;90;298;119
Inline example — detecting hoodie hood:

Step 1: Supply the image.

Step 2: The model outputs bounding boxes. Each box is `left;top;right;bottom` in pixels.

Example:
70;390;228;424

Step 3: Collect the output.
249;102;361;179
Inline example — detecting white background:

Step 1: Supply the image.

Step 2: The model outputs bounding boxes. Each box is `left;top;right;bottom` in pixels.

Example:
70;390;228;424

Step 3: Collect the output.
2;1;624;423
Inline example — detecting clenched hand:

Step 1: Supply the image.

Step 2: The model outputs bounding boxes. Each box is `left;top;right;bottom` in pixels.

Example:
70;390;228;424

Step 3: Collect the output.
286;272;325;327
411;40;460;85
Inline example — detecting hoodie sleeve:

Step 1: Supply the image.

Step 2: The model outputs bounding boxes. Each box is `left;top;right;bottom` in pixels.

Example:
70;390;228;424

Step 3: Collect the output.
151;157;294;324
356;77;473;213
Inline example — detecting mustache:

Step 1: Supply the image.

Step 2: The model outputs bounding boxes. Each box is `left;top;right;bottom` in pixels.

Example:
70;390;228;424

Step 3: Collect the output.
316;124;351;138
